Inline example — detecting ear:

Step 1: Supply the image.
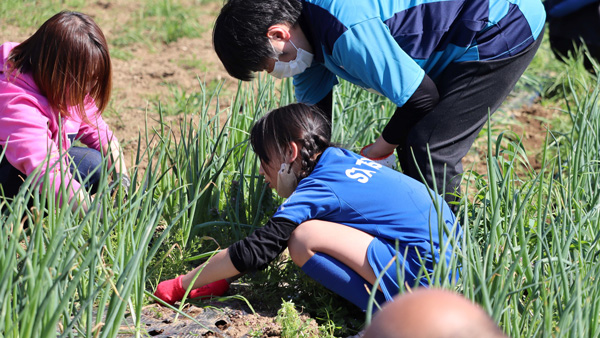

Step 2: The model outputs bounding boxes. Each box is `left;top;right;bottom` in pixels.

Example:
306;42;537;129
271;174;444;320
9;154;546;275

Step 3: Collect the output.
288;141;299;164
266;24;291;42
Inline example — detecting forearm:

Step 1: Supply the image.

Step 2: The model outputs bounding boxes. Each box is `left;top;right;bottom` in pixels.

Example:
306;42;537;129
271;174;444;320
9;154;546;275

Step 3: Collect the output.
363;75;439;159
102;138;128;175
381;74;439;145
180;217;297;290
182;249;241;290
70;189;92;213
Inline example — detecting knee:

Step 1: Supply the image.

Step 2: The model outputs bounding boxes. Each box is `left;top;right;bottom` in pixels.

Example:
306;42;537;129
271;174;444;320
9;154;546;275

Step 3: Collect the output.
69;147;103;192
81;152;103;185
287;220;320;267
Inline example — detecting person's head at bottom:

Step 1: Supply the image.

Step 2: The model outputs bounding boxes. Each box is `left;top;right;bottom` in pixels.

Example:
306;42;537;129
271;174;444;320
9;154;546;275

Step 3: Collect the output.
363;288;507;338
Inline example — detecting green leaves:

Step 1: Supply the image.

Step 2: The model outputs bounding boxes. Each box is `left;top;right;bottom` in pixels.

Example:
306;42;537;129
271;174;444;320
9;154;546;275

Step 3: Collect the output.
2;45;600;337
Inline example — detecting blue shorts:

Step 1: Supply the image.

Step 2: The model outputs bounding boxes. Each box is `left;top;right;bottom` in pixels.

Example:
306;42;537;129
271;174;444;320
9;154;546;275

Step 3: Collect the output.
367;238;440;300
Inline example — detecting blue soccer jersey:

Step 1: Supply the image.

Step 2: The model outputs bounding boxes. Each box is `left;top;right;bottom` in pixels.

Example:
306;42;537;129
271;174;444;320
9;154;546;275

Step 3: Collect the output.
294;0;546;105
273;148;459;282
228;147;460;299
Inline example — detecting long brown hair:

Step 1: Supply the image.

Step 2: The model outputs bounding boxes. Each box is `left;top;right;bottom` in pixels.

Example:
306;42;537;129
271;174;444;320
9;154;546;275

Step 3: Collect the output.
7;11;112;120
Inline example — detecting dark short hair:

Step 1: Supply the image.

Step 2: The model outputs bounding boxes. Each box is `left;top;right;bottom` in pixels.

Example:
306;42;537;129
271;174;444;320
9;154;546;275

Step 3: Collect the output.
213;0;302;81
8;11;112;120
250;103;332;180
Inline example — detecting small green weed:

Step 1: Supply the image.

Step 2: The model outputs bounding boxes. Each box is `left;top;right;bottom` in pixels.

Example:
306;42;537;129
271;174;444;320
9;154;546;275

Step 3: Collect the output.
276;300;319;338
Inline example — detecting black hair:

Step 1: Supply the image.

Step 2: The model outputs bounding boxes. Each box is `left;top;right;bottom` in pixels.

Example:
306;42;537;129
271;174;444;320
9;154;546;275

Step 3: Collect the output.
213;0;302;81
250;103;332;180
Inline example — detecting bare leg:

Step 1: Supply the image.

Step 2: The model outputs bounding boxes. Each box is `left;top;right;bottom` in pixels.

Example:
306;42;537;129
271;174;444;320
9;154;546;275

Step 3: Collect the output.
288;219;377;285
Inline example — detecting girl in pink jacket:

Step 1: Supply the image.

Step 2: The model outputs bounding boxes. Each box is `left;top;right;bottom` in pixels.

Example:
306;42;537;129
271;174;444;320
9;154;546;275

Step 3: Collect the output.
0;11;129;211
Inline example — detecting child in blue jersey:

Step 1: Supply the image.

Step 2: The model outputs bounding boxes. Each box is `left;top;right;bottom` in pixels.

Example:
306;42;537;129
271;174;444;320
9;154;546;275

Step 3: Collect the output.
154;103;460;311
212;0;546;208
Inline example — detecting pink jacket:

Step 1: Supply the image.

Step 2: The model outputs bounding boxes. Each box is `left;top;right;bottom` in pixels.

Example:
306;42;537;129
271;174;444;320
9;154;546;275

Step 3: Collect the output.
0;42;115;200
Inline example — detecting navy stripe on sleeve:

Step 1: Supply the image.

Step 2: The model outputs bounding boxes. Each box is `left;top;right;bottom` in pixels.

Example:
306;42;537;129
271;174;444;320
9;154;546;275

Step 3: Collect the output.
300;2;347;61
384;0;488;59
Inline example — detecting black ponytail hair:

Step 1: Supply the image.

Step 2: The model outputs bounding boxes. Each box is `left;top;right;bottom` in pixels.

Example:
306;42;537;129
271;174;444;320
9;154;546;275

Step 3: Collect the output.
250;103;333;180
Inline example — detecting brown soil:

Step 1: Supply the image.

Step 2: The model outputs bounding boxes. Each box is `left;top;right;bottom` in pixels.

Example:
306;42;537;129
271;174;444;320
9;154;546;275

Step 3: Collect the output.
464;102;557;171
119;300;320;338
1;0;234;173
0;0;557;179
0;1;559;337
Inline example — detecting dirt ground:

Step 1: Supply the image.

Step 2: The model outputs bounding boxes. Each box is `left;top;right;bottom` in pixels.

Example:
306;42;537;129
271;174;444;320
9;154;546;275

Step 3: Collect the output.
0;1;556;173
119;298;321;338
0;1;559;336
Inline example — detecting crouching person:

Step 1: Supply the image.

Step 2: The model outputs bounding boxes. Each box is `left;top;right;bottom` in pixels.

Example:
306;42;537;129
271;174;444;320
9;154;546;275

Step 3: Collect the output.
154;103;460;310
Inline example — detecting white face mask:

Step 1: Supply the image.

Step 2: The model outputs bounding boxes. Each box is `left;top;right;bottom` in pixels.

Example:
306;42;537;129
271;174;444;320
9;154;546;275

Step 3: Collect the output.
269;39;314;79
276;162;298;198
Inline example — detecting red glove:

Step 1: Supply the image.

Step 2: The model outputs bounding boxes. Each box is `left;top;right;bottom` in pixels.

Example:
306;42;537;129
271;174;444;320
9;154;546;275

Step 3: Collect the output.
154;276;230;305
154;275;186;305
189;278;230;299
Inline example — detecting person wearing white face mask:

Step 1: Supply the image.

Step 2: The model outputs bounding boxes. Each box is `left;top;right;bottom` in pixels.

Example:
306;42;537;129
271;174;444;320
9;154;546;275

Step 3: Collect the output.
212;0;545;211
269;39;314;79
154;103;460;312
